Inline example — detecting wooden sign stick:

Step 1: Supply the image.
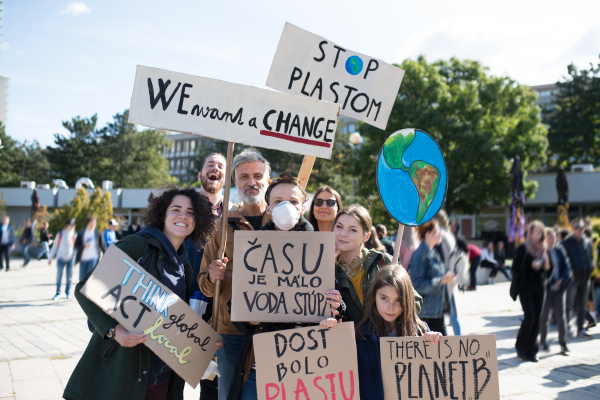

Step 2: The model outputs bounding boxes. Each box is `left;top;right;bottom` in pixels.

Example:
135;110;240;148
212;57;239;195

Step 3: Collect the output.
392;223;405;266
297;156;316;190
212;142;235;331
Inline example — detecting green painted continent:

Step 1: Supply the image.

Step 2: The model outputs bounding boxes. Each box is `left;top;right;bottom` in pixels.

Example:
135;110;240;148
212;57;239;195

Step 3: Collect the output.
382;131;440;223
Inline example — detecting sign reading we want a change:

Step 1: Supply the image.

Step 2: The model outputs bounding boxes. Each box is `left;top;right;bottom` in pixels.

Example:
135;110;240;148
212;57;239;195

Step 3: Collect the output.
267;22;405;130
80;245;221;388
128;65;341;159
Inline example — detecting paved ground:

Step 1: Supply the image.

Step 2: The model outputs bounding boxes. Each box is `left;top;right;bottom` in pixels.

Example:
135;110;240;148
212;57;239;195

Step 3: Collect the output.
1;258;599;399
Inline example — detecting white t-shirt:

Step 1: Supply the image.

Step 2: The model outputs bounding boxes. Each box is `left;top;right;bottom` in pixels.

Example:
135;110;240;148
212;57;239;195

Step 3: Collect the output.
81;229;99;261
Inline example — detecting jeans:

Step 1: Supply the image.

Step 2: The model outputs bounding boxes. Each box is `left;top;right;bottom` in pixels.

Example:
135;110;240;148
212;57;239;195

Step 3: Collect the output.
516;285;545;357
0;244;10;270
56;258;75;295
241;369;257;400
22;244;31;265
449;309;461;335
469;255;481;288
567;278;590;332
79;258;99;281
540;286;567;346
37;242;50;260
218;334;246;400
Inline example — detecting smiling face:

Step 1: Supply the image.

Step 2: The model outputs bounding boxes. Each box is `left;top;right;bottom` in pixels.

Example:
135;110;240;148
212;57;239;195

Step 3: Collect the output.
266;183;306;216
313;191;339;224
375;285;403;326
162;195;196;243
334;214;369;252
199;154;226;195
235;161;269;205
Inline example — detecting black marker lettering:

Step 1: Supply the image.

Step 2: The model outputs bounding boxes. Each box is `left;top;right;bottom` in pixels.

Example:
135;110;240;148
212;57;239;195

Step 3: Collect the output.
314;40;327;62
177;83;192;115
288;67;302;90
364;59;379;79
147;78;180;111
333;45;346;68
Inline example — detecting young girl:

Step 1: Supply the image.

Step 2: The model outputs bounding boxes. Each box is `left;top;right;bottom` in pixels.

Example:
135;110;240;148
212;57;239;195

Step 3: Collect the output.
356;265;442;399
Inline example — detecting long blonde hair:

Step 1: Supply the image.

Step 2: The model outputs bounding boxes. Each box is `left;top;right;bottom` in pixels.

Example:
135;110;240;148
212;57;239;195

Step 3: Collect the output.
356;265;427;338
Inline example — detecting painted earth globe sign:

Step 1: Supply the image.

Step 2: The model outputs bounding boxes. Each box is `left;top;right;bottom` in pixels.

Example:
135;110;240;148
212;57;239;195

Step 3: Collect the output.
345;55;363;75
376;128;448;227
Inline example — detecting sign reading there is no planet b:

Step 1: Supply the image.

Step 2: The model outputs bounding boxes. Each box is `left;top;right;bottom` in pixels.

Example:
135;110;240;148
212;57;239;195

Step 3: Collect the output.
128;65;341;159
267;22;405;130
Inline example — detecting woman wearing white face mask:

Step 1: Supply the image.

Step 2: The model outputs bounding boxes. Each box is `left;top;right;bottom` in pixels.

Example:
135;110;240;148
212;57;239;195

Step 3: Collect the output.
225;172;342;400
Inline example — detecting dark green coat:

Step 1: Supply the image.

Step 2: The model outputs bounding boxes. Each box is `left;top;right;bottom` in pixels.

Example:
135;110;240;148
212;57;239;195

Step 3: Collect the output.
336;249;422;323
64;234;195;400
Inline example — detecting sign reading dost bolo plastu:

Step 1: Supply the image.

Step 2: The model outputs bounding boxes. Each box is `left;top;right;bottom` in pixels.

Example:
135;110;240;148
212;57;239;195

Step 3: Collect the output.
79;245;221;389
254;322;360;400
128;65;341;159
231;231;335;323
266;22;405;130
380;335;500;400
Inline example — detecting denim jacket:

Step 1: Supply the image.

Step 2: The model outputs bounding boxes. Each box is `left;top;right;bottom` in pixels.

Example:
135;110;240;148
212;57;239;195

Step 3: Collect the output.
409;242;447;318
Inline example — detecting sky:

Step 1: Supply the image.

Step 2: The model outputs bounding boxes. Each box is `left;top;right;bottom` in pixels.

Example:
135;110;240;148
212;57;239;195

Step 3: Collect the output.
1;0;599;148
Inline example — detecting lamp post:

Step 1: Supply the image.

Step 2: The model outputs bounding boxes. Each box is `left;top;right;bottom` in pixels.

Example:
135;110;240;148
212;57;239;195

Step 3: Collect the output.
349;132;362;197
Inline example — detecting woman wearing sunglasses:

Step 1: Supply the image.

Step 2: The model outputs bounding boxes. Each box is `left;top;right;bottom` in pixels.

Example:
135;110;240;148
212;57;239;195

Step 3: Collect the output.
308;186;343;232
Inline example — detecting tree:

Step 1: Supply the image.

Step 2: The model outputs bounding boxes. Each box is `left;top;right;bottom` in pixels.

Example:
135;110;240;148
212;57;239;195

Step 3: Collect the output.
22;140;51;185
356;56;547;217
546;58;600;168
101;110;173;188
46;115;106;187
0;122;26;187
48;188;114;235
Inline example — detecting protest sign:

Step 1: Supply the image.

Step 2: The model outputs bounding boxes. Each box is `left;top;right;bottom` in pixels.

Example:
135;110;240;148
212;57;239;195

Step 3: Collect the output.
380;335;500;400
128;65;341;159
79;245;221;388
254;322;359;400
231;230;335;323
266;22;404;130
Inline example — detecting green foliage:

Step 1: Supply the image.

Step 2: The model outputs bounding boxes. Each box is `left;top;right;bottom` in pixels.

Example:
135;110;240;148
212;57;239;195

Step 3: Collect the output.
356;56;548;219
0;191;6;218
546;58;600;168
48;188;114;235
0;123;51;187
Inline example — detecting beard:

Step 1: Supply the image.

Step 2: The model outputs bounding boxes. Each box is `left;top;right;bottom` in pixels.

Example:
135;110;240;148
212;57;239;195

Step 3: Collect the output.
237;183;267;205
201;172;224;194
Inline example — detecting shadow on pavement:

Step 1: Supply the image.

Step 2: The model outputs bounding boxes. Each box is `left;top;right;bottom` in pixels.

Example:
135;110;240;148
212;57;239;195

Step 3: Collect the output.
556;381;600;399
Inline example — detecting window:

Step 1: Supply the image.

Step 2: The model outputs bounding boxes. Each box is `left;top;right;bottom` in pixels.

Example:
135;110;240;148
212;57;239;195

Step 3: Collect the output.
190;140;196;151
170;160;175;169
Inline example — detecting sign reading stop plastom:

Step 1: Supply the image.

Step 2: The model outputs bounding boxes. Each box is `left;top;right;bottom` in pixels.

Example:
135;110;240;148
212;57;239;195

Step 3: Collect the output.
377;128;448;226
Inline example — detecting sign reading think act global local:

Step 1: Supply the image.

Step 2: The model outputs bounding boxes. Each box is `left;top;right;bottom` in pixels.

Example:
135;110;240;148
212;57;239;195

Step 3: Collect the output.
266;22;405;130
377;129;448;226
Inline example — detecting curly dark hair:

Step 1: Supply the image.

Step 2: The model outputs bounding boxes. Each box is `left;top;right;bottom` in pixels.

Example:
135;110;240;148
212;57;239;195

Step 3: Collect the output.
143;185;216;242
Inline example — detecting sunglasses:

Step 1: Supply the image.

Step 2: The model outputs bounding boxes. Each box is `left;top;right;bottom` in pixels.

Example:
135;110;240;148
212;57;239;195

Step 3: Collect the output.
314;198;337;207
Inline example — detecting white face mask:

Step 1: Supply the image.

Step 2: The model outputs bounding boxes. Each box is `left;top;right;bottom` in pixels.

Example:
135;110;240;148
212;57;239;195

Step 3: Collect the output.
270;201;300;231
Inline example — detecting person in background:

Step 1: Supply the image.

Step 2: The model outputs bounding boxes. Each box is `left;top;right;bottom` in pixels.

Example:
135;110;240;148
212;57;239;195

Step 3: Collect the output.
511;220;552;362
562;219;594;338
375;224;394;254
185;152;227;400
37;221;52;261
540;228;571;355
494;241;512;281
20;219;33;267
558;229;570;243
103;219;119;248
0;216;15;272
355;265;442;399
48;219;77;299
466;243;482;291
75;216;107;281
480;241;500;285
409;220;455;335
307;185;343;232
365;226;387;253
400;226;420;270
583;228;597;330
126;216;142;236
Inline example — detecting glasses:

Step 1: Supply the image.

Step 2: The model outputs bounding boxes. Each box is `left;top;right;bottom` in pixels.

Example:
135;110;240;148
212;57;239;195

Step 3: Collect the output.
573;225;584;230
314;198;337;207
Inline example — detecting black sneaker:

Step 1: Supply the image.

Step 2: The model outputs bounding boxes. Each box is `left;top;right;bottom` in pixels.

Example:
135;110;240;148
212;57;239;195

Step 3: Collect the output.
526;355;539;362
560;344;570;355
541;341;549;351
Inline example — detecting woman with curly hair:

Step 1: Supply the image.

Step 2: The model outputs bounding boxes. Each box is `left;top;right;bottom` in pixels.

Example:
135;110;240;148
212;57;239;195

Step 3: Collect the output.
65;186;219;400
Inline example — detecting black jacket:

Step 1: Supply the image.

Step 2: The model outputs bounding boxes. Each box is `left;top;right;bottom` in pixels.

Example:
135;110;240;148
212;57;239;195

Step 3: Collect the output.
75;229;107;264
561;234;594;281
547;244;571;290
510;244;553;301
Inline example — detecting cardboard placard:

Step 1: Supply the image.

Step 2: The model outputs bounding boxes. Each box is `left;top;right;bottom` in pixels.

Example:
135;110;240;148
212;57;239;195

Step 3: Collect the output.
254;322;360;400
128;65;341;159
80;245;221;388
266;22;405;130
231;231;335;323
380;335;500;400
